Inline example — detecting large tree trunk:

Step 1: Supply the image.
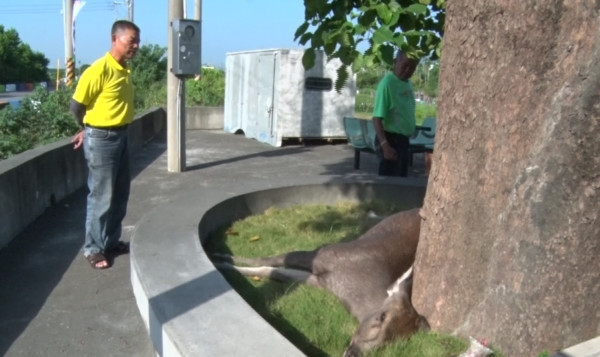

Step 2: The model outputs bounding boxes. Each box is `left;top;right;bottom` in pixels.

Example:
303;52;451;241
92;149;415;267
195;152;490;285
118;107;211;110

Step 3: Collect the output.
413;1;600;356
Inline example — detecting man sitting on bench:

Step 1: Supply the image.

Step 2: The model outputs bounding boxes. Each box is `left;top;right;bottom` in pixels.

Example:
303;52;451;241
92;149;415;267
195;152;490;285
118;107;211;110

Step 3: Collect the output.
372;51;419;177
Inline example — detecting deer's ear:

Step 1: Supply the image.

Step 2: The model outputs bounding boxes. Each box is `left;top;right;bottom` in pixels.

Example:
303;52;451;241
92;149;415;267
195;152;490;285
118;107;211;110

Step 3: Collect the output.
387;266;414;297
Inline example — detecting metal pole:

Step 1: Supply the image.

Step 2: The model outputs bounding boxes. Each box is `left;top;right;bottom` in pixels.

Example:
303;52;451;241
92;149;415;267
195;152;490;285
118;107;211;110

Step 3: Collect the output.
167;0;185;172
128;0;134;22
64;0;75;87
193;0;202;80
56;59;60;89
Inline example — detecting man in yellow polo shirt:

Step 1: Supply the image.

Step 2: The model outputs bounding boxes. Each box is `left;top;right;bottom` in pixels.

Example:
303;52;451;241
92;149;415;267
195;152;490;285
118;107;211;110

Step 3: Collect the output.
70;20;140;269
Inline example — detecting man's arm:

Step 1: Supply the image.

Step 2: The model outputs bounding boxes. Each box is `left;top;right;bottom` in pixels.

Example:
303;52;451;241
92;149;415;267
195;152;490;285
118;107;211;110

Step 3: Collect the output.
70;99;86;128
372;117;397;160
372;117;387;146
70;99;86;150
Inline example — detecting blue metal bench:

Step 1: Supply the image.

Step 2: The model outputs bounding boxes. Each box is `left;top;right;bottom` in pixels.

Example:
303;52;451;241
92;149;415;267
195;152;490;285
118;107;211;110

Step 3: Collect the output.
342;116;435;170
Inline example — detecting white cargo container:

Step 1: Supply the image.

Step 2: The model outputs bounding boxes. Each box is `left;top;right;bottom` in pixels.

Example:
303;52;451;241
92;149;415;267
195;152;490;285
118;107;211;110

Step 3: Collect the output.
224;48;356;146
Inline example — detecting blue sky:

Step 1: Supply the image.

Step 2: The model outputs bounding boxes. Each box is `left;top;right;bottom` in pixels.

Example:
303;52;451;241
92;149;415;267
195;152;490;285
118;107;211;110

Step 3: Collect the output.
0;0;308;68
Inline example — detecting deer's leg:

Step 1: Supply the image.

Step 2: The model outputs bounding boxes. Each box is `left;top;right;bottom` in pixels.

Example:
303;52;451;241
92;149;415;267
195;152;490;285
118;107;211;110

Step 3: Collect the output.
214;262;319;285
212;250;318;271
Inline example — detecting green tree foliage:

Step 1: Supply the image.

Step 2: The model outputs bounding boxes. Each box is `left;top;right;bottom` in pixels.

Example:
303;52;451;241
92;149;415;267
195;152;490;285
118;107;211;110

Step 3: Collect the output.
422;60;438;97
79;64;91;75
19;49;49;83
0;25;50;83
409;58;439;98
128;44;168;110
356;65;387;89
0;87;78;159
295;0;445;91
185;67;225;107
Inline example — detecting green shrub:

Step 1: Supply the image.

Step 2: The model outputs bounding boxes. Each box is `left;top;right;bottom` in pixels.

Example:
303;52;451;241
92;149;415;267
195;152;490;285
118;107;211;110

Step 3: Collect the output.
185;67;225;107
416;102;437;124
128;44;168;111
133;80;167;110
355;88;376;115
0;87;78;159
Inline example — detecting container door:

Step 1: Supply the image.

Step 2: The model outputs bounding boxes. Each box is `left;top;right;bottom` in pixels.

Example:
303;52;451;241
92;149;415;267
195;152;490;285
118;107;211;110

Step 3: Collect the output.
224;54;247;133
255;52;277;145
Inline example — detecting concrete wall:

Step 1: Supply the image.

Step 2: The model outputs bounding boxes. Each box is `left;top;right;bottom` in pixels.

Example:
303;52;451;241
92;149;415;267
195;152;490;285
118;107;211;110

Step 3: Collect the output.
0;107;166;250
186;106;223;130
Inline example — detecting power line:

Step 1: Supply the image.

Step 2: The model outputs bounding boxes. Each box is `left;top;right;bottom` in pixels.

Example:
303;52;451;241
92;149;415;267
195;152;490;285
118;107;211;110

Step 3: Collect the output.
0;0;114;6
0;8;113;15
0;1;120;15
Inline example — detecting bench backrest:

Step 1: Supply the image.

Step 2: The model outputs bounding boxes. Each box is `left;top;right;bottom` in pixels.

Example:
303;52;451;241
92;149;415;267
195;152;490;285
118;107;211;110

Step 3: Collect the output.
343;116;436;151
421;117;436;139
343;117;377;151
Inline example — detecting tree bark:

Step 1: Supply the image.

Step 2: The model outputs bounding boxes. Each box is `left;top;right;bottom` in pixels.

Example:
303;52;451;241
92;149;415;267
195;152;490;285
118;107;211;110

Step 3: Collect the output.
413;1;600;356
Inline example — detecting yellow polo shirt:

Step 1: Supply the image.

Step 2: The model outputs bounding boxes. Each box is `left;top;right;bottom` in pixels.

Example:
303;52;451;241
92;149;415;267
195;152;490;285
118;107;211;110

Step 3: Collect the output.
73;52;134;127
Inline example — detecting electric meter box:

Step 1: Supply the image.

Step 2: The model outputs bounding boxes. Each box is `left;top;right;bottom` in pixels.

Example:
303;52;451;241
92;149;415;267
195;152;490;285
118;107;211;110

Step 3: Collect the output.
171;19;201;77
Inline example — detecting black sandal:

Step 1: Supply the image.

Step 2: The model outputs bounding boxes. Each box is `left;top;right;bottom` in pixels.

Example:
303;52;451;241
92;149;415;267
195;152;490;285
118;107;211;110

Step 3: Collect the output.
109;241;130;256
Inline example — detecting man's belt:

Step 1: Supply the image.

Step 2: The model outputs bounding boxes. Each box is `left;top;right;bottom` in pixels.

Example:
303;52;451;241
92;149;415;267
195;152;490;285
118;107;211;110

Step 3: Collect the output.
85;124;129;131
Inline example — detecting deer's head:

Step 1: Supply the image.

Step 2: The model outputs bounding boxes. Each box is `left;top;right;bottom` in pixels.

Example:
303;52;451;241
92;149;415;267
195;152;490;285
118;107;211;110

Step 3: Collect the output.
343;269;429;357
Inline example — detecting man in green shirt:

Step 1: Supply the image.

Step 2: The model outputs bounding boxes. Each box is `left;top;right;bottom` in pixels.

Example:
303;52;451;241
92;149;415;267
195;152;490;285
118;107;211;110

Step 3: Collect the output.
372;51;418;176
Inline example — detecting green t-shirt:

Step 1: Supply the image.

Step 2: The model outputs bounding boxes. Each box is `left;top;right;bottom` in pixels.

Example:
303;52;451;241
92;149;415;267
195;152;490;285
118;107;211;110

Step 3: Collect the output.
372;72;416;136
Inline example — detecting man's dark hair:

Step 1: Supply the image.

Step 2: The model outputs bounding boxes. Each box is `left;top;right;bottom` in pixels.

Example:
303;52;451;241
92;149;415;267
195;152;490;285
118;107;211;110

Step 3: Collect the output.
112;20;140;35
396;50;418;63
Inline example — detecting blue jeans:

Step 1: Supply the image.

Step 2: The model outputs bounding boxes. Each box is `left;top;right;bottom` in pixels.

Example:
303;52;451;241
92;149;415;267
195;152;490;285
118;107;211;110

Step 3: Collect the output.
82;126;131;257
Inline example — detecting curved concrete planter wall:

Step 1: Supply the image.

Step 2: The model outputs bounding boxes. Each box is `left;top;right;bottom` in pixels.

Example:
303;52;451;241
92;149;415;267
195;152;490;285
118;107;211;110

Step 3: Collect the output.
130;177;426;357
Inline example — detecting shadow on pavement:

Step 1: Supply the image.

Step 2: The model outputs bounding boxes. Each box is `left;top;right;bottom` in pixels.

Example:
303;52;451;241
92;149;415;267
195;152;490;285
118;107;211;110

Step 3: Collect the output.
0;188;86;355
0;136;165;356
186;145;311;171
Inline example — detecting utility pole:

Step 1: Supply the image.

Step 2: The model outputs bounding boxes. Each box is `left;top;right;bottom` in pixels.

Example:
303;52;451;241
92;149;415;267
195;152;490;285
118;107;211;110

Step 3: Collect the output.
167;0;185;172
166;0;202;172
195;0;201;22
64;0;75;87
128;0;134;22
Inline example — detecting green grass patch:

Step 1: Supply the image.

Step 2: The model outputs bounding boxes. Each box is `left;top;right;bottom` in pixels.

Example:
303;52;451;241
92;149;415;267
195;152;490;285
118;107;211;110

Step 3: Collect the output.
206;202;482;356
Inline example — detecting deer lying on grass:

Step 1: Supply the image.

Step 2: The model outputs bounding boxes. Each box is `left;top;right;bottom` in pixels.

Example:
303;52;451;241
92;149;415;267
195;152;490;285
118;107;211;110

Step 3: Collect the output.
213;207;430;357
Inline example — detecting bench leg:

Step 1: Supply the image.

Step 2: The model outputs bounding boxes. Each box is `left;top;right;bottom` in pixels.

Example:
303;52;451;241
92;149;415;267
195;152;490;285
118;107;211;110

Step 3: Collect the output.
354;149;360;169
